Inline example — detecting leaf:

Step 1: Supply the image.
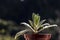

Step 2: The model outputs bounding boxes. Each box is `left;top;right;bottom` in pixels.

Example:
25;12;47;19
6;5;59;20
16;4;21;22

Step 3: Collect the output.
32;13;35;23
40;19;46;24
36;24;42;30
37;14;40;24
32;13;40;26
34;14;40;25
21;22;36;33
28;20;33;28
41;23;50;27
15;29;30;39
38;24;57;32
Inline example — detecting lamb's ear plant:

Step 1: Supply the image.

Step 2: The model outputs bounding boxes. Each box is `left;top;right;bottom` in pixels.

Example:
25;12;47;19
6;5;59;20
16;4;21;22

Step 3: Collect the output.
15;13;57;39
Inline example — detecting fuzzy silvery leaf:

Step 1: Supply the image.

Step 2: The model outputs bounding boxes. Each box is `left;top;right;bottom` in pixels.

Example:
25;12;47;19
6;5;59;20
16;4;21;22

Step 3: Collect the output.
38;24;57;32
15;29;31;39
28;20;33;28
40;19;46;24
21;22;36;33
41;23;50;27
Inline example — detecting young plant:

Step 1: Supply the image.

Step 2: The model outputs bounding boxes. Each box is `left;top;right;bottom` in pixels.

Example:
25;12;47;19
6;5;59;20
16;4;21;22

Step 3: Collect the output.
15;13;57;39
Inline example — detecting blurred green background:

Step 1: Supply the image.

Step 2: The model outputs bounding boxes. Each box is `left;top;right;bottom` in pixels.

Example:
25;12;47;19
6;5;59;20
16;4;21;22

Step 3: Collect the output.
0;19;19;40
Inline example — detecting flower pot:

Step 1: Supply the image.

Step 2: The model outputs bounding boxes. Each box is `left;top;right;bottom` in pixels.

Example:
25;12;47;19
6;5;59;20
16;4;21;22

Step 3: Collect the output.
24;34;51;40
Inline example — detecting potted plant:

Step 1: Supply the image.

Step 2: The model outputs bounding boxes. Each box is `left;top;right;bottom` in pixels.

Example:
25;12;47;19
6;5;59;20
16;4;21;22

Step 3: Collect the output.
15;13;57;40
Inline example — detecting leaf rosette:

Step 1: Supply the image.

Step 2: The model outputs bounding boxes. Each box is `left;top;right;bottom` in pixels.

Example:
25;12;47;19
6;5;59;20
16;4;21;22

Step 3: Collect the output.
15;13;57;39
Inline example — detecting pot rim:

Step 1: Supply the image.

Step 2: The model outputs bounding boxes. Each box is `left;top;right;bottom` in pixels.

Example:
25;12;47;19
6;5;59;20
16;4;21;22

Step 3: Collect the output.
24;33;51;35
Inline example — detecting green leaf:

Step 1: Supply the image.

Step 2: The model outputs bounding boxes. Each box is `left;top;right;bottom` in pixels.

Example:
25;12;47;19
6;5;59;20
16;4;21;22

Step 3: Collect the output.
31;13;41;31
32;13;35;23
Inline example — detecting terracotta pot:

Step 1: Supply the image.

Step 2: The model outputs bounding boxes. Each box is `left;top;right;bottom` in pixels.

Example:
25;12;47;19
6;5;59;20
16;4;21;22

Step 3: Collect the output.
24;34;51;40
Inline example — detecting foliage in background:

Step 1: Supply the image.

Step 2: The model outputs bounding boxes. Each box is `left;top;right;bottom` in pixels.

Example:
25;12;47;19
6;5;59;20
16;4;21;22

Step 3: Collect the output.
0;19;20;40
